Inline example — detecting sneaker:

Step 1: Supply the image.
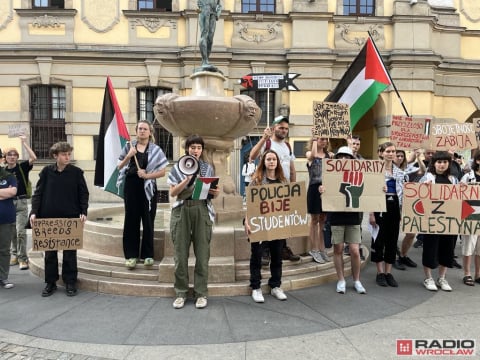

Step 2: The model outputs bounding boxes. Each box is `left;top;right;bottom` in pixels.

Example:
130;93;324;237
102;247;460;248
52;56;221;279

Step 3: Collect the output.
424;278;438;291
9;257;18;266
282;246;300;261
125;258;137;270
336;280;346;294
385;273;398;287
309;250;325;264
195;296;208;309
173;296;186;309
319;251;330;262
42;283;57;297
354;281;366;294
19;260;29;270
344;244;350;256
271;287;287;300
144;258;154;267
251;288;264;303
413;239;423;248
398;256;417;268
66;283;77;297
376;273;388;287
393;259;406;271
437;278;452;292
0;279;14;289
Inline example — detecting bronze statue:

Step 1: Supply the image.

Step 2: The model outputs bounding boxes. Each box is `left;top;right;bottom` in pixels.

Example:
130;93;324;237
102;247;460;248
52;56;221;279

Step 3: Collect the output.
197;0;222;72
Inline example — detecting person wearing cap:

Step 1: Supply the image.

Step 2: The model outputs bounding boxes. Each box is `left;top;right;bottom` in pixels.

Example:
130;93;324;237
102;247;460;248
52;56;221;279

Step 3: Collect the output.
249;115;300;262
320;146;367;294
4;135;37;270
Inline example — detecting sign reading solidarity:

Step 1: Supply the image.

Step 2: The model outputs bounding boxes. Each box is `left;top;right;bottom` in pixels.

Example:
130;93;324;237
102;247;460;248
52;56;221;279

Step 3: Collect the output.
312;101;351;139
390;115;429;150
246;181;309;242
240;73;300;91
31;218;84;251
322;159;386;212
422;120;476;151
402;182;480;235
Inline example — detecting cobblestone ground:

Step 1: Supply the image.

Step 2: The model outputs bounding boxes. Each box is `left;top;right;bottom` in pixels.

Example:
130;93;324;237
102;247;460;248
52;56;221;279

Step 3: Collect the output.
0;342;108;360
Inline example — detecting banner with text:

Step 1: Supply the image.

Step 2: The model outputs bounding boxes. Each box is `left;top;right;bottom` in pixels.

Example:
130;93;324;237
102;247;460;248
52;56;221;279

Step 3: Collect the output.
322;159;387;212
31;218;84;251
312;101;351;139
246;181;309;242
402;182;480;235
390;115;429;150
423;120;476;151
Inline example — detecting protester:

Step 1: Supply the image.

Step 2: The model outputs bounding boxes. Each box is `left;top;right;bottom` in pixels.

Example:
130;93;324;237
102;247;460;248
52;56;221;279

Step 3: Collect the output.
117;120;168;270
320;146;366;294
305;135;331;263
241;156;256;196
245;149;288;303
4;135;37;270
369;142;404;287
30;142;89;297
419;151;457;291
0;153;17;290
168;134;219;309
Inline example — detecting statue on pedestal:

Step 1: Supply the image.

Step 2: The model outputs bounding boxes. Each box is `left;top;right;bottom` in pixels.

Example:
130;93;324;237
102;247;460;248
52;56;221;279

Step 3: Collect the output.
197;0;222;72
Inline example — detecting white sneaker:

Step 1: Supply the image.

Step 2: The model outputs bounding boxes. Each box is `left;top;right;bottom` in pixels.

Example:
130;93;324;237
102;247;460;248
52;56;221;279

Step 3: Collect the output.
271;287;287;300
336;280;346;294
309;250;325;264
251;289;264;303
424;278;438;291
354;281;366;294
319;251;331;262
173;297;186;309
437;278;452;292
195;296;208;309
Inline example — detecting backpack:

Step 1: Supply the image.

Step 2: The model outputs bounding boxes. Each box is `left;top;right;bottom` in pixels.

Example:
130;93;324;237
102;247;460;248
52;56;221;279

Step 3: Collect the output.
265;138;292;156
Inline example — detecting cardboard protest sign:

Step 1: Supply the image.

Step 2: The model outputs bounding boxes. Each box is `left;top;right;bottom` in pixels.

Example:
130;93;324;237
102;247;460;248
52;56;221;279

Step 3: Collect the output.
246;181;309;242
422;120;476;151
474;118;480;145
312;101;351;139
31;218;84;251
322;159;386;212
390;115;429;150
402;182;480;235
8;124;28;138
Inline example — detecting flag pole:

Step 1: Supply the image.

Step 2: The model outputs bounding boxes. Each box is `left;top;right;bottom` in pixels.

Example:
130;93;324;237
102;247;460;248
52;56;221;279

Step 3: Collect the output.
367;32;410;117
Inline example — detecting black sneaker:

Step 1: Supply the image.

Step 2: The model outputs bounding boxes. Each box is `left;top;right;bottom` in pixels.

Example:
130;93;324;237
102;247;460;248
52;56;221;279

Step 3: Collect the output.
399;256;417;268
282;246;300;261
385;273;399;287
413;239;423;248
66;283;78;297
376;273;388;287
393;259;406;271
42;283;57;297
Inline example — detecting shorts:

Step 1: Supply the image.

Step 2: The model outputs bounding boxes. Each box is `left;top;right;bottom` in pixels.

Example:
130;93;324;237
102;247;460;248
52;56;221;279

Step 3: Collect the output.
307;183;323;214
331;225;361;245
461;235;480;256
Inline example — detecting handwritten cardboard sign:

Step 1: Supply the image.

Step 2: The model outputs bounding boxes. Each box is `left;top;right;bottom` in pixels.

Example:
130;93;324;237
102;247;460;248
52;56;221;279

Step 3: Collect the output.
402;182;480;235
246;181;309;242
31;218;84;251
422;120;476;151
322;159;387;212
474;118;480;145
390;115;428;150
312;101;351;139
8;124;28;138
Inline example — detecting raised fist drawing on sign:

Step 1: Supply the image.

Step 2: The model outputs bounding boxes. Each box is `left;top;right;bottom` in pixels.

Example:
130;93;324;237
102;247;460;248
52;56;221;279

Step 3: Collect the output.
339;171;364;208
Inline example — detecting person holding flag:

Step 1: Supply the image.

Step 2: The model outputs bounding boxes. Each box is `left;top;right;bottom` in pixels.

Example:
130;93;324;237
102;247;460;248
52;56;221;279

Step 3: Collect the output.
117;120;168;270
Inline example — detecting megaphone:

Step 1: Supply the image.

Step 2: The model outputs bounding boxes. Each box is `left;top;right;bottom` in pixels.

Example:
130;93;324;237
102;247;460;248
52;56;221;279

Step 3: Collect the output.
178;155;199;176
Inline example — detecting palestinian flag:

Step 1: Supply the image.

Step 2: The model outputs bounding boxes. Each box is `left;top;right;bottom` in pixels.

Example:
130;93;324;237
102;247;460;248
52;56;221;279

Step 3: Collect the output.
94;77;130;198
192;177;219;200
325;37;392;129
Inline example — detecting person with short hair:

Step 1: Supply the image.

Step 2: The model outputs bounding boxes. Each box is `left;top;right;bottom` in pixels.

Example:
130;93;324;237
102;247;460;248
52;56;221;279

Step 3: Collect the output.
29;142;89;297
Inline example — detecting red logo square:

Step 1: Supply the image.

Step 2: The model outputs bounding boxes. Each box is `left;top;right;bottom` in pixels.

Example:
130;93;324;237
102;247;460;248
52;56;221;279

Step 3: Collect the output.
397;340;413;355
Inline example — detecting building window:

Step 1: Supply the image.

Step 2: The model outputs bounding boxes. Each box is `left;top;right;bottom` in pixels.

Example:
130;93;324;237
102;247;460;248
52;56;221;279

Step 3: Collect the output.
242;0;275;14
343;0;375;16
138;0;172;11
30;85;67;159
137;87;173;160
241;89;274;128
33;0;65;8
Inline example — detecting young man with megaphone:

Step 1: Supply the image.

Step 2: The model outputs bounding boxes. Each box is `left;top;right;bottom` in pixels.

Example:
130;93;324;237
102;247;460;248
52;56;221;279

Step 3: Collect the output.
167;134;220;309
